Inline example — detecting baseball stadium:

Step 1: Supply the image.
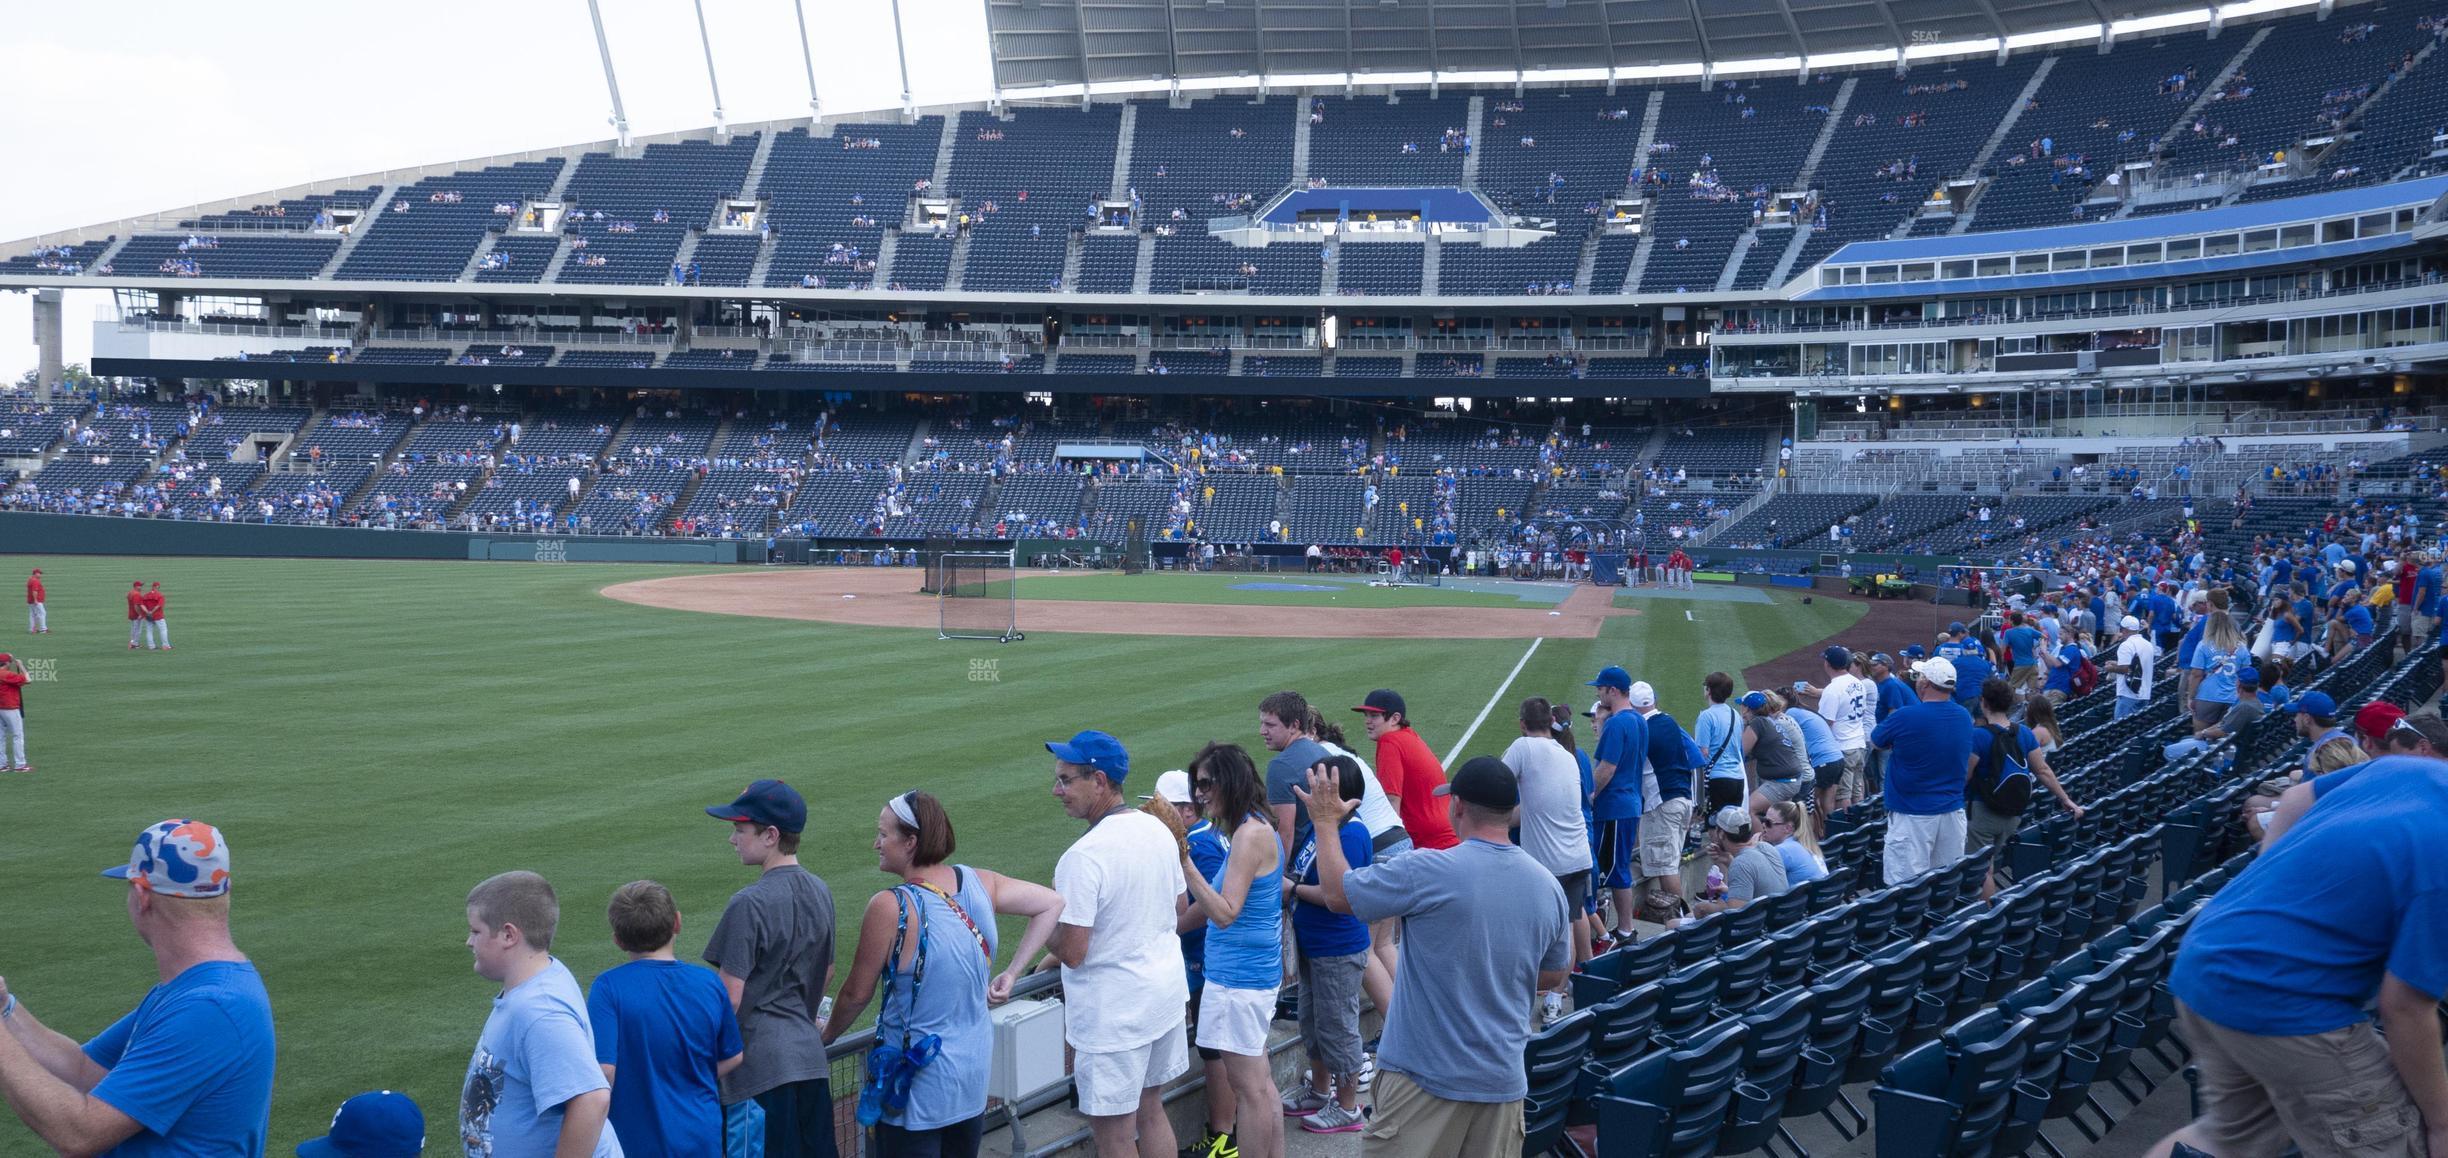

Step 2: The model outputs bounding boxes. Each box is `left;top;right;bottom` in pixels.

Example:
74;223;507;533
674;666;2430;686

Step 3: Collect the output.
4;1;2448;1156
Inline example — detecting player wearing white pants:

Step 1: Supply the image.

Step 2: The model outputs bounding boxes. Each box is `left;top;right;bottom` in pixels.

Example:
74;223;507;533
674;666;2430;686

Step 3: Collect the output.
146;617;170;649
26;603;42;633
130;617;146;648
0;653;28;772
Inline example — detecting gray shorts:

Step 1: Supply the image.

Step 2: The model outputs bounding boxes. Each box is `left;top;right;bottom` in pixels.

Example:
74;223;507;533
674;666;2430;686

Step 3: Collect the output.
1756;777;1809;806
1296;950;1369;1075
1966;798;2021;852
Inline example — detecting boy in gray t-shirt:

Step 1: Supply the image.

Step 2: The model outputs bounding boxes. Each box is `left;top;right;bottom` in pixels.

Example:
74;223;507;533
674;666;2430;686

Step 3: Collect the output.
703;779;838;1158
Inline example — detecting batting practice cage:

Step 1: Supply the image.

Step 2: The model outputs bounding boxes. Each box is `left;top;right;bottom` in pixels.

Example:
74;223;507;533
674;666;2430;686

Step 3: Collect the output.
937;551;1025;642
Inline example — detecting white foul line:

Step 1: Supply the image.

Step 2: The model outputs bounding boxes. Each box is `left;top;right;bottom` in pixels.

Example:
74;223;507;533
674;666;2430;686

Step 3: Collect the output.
1443;637;1544;765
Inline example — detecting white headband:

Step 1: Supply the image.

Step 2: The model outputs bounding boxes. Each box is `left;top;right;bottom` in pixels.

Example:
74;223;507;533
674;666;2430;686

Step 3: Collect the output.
888;793;919;831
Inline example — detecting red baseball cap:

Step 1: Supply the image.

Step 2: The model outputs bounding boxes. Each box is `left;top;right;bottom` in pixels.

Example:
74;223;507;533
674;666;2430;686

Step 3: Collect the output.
2355;702;2407;748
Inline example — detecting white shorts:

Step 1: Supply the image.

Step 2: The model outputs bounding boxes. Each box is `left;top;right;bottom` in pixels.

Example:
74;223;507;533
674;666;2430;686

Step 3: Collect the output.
1193;982;1278;1057
1073;1019;1190;1117
1882;810;1968;885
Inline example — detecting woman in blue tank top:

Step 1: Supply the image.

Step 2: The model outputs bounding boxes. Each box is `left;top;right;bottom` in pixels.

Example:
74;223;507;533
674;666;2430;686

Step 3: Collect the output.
823;791;1068;1158
1179;742;1286;1158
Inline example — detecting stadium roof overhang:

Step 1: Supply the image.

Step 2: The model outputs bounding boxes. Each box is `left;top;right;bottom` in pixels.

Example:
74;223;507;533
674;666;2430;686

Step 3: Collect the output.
979;0;2327;96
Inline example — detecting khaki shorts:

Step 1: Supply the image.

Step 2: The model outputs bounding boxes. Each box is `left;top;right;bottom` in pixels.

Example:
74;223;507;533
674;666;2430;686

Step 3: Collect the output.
2178;1000;2425;1158
2009;665;2042;694
1637;797;1694;878
1363;1070;1524;1158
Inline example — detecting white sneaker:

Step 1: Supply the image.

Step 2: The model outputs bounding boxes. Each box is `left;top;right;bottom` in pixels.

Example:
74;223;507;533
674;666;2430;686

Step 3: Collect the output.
1540;992;1565;1027
1280;1088;1330;1119
1354;1054;1376;1092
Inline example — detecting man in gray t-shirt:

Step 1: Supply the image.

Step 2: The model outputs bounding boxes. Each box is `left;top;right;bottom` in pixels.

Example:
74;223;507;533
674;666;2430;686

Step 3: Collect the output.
1693;806;1789;917
1298;755;1569;1153
2164;670;2269;762
702;779;838;1158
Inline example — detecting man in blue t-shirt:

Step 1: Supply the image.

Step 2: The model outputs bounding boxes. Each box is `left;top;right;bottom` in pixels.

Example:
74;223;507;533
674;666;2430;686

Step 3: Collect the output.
0;819;275;1158
1587;666;1649;941
1631;682;1697;918
1283;758;1375;1136
2154;756;2448;1158
590;882;744;1158
1999;614;2044;698
1869;659;1974;887
1945;633;1994;711
1866;653;1916;798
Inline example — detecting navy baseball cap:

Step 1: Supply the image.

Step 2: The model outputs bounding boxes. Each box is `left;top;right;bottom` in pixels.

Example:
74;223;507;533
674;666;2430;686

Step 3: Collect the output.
1352;689;1407;717
2238;666;2261;686
1434;755;1520;809
298;1090;424;1158
1947;621;1967;634
1823;646;1853;668
1870;652;1896;668
1048;730;1131;783
2295;692;2338;721
1902;644;1927;659
1587;666;1632;692
705;779;808;834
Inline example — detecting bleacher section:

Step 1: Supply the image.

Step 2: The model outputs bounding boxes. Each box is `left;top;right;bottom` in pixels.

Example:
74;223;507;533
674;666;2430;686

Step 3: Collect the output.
2169;14;2438;199
559;138;760;285
339;160;566;281
1645;80;1832;293
1306;95;1471;186
759;120;942;290
1789;57;2042;275
115;234;339;280
1969;37;2221;232
950;108;1122;292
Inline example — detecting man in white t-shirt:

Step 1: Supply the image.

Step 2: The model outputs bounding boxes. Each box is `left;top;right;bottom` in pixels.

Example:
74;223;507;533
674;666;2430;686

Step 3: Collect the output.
1044;730;1189;1157
2106;615;2159;720
1795;645;1875;823
1503;696;1592;1026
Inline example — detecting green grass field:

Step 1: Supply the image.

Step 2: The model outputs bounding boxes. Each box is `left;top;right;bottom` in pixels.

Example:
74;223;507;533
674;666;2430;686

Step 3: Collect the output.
0;555;1857;1149
1002;571;1557;608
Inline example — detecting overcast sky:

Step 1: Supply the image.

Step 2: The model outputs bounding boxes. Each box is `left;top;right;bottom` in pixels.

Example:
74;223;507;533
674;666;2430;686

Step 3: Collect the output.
0;0;994;381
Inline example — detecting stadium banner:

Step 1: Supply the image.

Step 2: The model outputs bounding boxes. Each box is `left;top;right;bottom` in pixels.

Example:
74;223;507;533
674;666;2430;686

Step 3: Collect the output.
0;511;748;563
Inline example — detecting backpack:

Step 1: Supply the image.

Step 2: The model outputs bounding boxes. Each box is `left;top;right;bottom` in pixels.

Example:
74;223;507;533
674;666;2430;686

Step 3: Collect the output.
2070;652;2101;697
1972;723;2035;815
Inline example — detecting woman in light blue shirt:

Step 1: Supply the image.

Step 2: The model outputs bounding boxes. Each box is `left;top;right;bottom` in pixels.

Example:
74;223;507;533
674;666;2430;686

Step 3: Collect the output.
825;792;1068;1158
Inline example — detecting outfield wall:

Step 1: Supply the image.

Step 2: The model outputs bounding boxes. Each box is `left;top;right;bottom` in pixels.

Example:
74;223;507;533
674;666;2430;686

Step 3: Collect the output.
0;511;751;563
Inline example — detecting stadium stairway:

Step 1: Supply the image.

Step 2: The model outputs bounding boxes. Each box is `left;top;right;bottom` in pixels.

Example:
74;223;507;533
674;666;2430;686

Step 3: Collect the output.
1936;58;2057;235
870;230;900;291
1463;94;1486;184
557;410;639;522
319;185;400;278
2123;24;2274;217
945;228;973;291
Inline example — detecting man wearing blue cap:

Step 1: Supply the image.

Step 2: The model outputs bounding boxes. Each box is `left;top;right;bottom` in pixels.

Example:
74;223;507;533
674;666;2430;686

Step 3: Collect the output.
300;1091;425;1157
703;780;837;1158
1042;731;1190;1158
1586;666;1647;943
0;819;275;1158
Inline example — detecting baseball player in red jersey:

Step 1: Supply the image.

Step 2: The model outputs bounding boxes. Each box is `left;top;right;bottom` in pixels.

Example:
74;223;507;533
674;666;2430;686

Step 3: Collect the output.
25;569;44;633
126;581;145;649
143;582;170;650
0;652;27;772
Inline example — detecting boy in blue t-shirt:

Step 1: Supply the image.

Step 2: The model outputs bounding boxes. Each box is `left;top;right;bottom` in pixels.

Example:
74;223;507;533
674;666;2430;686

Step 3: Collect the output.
589;881;744;1158
1283;758;1376;1135
463;871;623;1158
